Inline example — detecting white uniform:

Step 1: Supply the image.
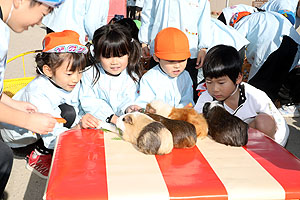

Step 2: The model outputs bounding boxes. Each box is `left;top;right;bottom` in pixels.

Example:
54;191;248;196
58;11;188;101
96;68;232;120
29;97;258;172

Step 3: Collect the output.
135;65;194;108
234;11;300;79
0;75;82;149
42;0;109;43
80;65;139;121
135;0;144;8
138;0;212;58
0;19;10;95
194;82;289;146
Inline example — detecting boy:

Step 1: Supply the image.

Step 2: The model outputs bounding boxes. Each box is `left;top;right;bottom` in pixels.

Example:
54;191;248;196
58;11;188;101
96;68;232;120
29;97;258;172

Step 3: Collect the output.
0;0;64;196
132;27;193;109
194;45;289;147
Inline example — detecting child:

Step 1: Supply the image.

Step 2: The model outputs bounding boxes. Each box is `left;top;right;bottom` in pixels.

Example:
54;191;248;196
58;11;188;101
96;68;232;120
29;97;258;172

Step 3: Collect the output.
79;24;143;125
138;0;212;101
1;30;100;178
194;45;289;147
132;27;194;109
42;0;109;44
0;0;64;195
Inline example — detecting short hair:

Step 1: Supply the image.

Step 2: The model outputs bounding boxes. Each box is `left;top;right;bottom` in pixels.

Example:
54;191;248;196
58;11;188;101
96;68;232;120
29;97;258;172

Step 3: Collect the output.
203;45;242;83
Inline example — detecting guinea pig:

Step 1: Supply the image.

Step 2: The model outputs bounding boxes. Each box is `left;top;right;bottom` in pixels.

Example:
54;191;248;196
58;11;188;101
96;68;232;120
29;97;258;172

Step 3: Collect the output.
145;100;208;139
116;112;173;155
146;113;197;148
202;101;248;147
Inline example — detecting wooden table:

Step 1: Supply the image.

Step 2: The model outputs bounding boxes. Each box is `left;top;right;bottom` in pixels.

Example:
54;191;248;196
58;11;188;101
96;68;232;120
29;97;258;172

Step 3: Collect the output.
44;128;300;200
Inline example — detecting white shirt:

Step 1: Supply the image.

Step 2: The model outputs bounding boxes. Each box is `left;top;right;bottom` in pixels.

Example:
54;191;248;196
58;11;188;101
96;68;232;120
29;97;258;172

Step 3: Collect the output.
234;11;300;79
135;65;194;108
42;0;109;43
138;0;212;58
195;82;289;146
135;0;144;8
221;4;259;25
0;19;10;95
80;65;139;121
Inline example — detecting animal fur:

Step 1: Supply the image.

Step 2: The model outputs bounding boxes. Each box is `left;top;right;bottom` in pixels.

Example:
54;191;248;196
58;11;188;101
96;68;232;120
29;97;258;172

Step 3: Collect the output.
146;113;197;148
202;101;248;147
116;112;173;155
145;100;208;138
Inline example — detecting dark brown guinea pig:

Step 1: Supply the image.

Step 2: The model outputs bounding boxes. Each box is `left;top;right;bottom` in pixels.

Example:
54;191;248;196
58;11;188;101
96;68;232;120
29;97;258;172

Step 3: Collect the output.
202;101;248;147
146;113;197;148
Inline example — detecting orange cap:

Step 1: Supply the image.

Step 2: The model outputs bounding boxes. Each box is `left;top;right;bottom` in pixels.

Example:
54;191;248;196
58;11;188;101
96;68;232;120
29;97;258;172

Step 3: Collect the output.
42;30;88;54
154;27;191;60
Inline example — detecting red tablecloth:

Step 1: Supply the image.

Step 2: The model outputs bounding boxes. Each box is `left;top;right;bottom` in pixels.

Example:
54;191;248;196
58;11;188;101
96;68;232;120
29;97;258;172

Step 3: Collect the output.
44;128;300;200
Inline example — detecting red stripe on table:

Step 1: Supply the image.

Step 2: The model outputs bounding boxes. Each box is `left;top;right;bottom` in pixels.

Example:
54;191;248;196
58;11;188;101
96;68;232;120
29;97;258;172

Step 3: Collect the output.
46;129;108;200
156;146;228;200
244;128;300;199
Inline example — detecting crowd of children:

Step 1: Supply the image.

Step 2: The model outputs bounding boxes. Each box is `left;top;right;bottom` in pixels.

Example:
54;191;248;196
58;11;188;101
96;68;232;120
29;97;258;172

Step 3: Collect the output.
0;0;300;197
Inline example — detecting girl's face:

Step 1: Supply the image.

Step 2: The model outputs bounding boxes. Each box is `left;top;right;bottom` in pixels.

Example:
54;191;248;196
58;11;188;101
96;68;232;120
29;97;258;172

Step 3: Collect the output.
100;55;129;75
205;75;237;101
8;0;52;33
45;58;82;92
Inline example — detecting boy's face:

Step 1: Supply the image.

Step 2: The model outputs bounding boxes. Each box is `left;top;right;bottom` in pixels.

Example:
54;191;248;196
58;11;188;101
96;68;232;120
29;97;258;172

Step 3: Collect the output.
154;55;187;78
205;76;237;101
7;0;52;33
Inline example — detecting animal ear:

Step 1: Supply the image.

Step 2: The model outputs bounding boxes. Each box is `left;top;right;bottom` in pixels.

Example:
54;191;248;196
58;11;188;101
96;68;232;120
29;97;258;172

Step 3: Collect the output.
124;115;133;125
145;104;156;114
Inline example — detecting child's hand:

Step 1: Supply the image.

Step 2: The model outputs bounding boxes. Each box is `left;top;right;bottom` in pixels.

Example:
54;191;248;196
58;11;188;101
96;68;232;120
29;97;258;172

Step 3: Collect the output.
26;113;56;135
125;105;142;113
141;43;150;58
80;113;100;129
196;48;207;69
11;100;37;113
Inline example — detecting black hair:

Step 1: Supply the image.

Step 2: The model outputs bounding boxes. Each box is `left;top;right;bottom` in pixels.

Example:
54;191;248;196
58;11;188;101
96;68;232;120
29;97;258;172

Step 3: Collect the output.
90;23;143;85
35;52;87;75
203;45;242;83
115;18;139;41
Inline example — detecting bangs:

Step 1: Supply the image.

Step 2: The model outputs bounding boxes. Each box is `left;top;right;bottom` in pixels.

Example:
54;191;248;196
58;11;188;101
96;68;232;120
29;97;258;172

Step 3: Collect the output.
98;32;130;58
63;53;87;72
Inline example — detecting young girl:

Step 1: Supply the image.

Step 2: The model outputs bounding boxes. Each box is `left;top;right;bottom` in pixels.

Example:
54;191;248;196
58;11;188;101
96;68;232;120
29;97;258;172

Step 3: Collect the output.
0;30;100;178
79;23;143;125
194;45;289;147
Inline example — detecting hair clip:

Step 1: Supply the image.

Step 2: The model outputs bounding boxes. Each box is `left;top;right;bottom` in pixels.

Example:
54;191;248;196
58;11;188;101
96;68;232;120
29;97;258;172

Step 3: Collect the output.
131;38;134;43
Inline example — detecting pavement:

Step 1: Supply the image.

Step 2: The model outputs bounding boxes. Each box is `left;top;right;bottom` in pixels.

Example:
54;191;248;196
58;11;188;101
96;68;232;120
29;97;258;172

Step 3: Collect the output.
2;24;300;200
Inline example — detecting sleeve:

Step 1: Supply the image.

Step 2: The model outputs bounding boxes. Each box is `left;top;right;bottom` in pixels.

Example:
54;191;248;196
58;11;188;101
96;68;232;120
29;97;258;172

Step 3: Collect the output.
138;0;154;44
178;73;194;107
79;70;115;121
84;0;109;41
197;0;213;49
134;75;157;108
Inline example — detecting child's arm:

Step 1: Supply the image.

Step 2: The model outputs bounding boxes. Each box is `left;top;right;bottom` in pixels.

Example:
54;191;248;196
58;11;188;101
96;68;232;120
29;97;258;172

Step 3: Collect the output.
138;0;153;55
178;73;195;107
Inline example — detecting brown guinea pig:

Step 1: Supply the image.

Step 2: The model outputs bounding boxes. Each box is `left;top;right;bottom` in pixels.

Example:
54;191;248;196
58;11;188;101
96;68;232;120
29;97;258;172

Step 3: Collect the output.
146;113;197;148
145;100;208;139
202;101;248;147
116;112;173;155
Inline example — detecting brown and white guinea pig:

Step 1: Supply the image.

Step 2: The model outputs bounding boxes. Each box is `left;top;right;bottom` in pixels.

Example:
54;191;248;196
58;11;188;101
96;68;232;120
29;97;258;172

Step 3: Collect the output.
116;112;173;155
202;101;248;147
145;100;208;139
146;113;197;148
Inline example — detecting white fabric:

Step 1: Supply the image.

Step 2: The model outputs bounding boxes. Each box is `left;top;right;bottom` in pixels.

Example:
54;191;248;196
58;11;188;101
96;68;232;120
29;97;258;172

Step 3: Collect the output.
0;19;10;95
135;0;144;8
135;65;194;108
0;76;82;149
138;0;212;58
80;65;139;121
194;82;289;147
127;0;135;7
261;0;298;13
234;11;300;79
42;0;109;43
221;4;258;25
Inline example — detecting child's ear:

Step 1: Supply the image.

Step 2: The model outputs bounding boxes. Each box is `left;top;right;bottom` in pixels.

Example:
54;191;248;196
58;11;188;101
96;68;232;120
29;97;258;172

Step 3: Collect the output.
13;0;24;9
153;54;160;62
42;65;53;78
236;73;243;84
